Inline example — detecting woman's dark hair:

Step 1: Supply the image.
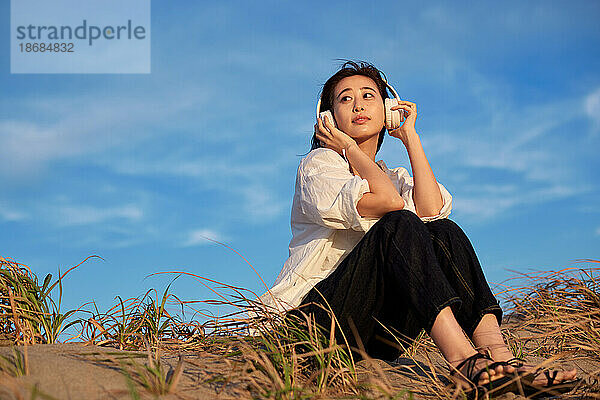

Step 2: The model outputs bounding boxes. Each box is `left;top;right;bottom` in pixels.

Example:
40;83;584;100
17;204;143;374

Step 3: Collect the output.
309;60;391;154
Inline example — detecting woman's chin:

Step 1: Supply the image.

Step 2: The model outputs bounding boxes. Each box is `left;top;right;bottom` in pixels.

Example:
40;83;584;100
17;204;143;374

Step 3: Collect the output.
346;128;381;141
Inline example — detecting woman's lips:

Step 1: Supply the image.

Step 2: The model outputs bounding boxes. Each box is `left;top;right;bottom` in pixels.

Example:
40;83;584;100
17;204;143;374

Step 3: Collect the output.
353;117;369;124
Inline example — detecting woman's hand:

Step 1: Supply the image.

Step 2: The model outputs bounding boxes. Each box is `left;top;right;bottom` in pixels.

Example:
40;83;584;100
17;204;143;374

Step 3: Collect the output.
314;116;357;156
388;100;418;145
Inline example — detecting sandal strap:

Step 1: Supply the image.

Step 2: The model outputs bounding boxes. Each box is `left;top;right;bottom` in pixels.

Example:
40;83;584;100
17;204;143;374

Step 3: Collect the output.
471;358;503;385
505;357;526;368
451;352;492;383
522;365;576;388
487;360;513;371
544;369;559;386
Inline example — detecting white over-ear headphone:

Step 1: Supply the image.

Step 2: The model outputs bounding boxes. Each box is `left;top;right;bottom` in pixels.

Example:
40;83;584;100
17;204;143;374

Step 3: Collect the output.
316;77;405;132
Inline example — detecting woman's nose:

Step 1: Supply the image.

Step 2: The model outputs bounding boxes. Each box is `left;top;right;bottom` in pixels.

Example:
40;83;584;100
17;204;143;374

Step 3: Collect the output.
353;102;365;112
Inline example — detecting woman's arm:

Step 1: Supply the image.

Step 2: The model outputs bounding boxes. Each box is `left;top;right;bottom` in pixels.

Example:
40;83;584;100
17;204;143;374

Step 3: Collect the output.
343;142;405;218
316;117;405;218
403;133;443;218
389;102;443;218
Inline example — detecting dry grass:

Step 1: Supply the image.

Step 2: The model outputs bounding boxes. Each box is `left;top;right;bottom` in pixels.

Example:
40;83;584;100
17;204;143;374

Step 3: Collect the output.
76;282;202;351
498;260;600;361
0;255;98;345
1;252;599;399
112;338;185;398
0;346;28;377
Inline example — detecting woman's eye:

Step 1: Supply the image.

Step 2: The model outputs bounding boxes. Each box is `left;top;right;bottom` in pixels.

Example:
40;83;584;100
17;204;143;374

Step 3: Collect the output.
340;92;374;102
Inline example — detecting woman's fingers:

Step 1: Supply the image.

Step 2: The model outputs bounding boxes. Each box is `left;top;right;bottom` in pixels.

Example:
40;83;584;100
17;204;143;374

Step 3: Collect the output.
391;106;415;120
318;116;337;136
391;104;416;112
391;101;417;113
315;118;329;147
318;116;325;129
322;114;335;131
316;117;328;135
390;105;412;120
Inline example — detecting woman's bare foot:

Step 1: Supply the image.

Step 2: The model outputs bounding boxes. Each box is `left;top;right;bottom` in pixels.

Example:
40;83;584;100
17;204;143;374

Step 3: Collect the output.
471;314;577;387
488;348;578;386
450;351;511;388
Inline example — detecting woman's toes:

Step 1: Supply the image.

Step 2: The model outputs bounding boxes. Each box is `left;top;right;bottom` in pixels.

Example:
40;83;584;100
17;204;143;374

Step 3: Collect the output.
477;370;490;385
531;367;578;385
560;368;577;382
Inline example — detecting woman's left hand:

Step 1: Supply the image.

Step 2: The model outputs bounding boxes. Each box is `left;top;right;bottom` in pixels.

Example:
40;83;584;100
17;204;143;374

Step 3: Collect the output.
388;100;418;144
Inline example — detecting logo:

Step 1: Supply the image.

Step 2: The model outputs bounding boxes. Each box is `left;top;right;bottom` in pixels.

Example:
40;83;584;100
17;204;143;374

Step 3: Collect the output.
11;0;151;74
16;20;147;46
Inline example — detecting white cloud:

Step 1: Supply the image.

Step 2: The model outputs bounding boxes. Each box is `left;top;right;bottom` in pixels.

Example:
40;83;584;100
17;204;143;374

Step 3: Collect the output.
56;204;143;226
46;223;160;250
455;183;584;222
182;228;227;247
432;96;580;177
112;155;280;180
453;195;520;221
2;3;596;235
585;87;600;118
0;90;207;180
0;203;27;222
596;227;600;236
103;149;295;223
237;184;287;221
416;85;595;224
585;87;600;134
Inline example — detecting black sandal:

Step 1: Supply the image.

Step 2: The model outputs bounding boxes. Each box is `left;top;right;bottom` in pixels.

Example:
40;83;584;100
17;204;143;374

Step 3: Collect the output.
505;357;581;398
520;367;581;398
505;356;525;368
450;352;517;398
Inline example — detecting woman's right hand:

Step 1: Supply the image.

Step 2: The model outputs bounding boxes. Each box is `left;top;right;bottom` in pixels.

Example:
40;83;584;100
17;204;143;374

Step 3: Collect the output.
314;116;357;156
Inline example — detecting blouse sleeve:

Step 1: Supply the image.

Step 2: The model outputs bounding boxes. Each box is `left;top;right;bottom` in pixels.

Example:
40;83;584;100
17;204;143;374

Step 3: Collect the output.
298;149;379;231
394;167;453;222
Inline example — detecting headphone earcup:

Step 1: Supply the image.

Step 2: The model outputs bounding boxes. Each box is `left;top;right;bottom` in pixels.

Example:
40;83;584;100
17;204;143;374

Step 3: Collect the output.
385;98;404;130
319;110;336;131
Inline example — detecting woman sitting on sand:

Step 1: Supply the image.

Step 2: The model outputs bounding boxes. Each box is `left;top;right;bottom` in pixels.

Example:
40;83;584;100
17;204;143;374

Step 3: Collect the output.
257;60;577;394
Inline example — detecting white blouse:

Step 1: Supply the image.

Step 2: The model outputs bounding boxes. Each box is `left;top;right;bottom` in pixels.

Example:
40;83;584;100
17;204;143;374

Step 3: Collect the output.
249;148;453;329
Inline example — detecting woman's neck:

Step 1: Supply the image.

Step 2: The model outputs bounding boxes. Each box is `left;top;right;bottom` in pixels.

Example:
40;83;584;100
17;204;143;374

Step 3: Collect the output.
349;137;382;175
355;136;378;162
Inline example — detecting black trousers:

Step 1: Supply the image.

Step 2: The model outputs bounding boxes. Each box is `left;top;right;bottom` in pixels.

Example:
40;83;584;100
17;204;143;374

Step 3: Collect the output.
286;210;503;362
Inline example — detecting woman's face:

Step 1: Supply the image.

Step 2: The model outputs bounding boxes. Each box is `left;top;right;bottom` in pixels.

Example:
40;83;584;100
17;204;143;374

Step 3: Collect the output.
332;75;385;142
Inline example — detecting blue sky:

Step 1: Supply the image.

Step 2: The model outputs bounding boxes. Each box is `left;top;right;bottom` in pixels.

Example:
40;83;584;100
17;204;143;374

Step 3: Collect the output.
1;1;599;323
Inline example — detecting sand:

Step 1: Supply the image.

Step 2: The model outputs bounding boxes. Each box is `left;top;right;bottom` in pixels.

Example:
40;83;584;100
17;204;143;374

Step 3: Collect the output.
1;341;598;399
0;343;254;399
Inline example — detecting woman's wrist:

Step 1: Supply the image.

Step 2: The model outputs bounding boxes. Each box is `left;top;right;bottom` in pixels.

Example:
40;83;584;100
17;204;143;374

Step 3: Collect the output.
400;129;420;148
343;140;358;152
341;141;357;161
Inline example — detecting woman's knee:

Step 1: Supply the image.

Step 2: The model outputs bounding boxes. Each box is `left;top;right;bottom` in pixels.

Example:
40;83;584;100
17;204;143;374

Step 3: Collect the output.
426;218;465;240
376;210;431;241
380;209;424;228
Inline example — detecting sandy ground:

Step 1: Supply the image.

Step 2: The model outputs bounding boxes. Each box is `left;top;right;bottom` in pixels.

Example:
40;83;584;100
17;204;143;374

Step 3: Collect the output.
354;353;599;400
1;341;598;400
0;343;258;399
